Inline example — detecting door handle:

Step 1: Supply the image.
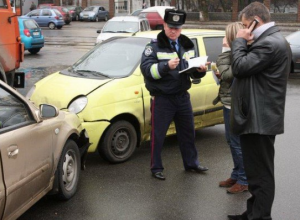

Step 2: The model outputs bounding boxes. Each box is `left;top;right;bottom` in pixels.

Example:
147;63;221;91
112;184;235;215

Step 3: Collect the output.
8;145;19;158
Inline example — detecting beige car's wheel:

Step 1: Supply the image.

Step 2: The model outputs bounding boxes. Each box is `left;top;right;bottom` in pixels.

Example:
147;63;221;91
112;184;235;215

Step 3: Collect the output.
56;140;81;200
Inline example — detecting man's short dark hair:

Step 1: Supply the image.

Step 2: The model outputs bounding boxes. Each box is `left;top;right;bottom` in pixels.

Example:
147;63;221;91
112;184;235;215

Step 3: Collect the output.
238;1;271;23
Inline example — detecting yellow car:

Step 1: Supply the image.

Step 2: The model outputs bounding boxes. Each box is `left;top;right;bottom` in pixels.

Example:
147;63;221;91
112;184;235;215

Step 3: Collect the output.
27;29;224;163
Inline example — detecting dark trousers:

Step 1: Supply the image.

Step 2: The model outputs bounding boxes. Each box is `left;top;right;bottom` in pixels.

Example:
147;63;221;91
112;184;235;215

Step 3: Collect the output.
240;134;276;220
150;92;200;173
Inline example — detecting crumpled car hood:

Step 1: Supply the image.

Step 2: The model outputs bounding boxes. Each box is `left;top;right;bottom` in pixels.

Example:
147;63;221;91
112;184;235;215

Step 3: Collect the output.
30;71;112;109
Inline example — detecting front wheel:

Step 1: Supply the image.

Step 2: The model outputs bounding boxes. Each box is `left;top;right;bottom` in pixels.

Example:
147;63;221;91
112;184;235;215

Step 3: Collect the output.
98;120;137;163
48;22;56;29
95;16;99;22
104;15;108;21
56;140;81;200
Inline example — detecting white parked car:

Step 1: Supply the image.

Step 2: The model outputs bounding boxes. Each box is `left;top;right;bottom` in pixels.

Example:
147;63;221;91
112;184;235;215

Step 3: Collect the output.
96;16;151;44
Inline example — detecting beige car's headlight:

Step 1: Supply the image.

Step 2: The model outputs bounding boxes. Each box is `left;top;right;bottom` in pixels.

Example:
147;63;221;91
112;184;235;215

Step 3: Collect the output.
68;96;88;114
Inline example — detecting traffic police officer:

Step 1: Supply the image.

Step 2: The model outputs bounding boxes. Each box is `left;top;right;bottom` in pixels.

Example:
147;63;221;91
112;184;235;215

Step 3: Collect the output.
140;9;209;180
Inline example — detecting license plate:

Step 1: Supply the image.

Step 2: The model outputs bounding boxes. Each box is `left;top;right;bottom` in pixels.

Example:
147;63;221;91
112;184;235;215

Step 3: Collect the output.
33;32;39;36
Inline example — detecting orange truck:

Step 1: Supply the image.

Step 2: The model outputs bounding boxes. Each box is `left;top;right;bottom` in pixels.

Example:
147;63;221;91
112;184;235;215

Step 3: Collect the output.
0;0;24;87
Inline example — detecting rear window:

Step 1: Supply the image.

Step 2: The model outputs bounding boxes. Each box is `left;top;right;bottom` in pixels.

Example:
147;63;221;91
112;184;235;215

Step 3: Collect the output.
53;9;61;16
23;19;39;29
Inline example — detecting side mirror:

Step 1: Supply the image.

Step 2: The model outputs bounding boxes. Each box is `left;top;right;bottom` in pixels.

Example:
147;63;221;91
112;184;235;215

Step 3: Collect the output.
40;104;58;118
96;29;101;33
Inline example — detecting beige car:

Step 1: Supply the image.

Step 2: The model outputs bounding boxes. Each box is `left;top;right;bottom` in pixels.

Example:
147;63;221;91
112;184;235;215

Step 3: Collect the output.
0;81;90;220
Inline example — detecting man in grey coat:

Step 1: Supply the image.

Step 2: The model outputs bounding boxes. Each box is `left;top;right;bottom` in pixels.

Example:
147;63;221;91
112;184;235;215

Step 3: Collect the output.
227;2;292;220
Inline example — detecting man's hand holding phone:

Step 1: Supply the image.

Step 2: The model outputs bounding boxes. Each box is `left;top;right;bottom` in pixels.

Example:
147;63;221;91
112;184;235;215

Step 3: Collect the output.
236;18;259;41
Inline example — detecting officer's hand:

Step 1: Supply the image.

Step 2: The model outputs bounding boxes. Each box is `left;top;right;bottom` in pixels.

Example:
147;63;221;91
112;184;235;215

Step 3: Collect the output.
196;62;210;72
168;58;180;70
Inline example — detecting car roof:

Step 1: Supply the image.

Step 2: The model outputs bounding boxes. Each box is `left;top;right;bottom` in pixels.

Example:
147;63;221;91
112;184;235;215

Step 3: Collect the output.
108;16;146;22
141;6;175;18
132;29;225;39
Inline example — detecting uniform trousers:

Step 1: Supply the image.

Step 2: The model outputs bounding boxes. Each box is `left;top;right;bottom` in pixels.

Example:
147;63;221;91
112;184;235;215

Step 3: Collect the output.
240;134;276;220
150;92;200;173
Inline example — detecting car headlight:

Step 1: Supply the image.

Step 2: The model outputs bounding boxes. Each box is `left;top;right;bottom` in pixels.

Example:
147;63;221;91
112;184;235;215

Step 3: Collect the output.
68;96;88;114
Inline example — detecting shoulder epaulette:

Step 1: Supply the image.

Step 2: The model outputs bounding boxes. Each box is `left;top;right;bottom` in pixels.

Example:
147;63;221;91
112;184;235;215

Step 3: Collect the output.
151;38;158;43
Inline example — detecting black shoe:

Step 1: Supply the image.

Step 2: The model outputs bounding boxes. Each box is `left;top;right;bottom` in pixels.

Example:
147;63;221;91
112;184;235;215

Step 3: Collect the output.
227;214;248;220
152;172;166;180
186;165;208;173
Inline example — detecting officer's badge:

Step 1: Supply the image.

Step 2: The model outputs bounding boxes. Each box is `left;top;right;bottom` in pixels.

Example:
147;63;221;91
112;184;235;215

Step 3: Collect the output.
144;46;153;56
172;15;180;22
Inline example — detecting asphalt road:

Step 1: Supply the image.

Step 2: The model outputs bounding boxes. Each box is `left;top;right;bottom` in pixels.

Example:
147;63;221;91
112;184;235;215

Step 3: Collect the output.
17;21;300;220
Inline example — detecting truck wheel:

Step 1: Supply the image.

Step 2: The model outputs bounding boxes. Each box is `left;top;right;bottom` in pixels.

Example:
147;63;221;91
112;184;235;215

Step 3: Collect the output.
48;22;56;29
28;48;40;54
98;120;137;163
56;140;81;200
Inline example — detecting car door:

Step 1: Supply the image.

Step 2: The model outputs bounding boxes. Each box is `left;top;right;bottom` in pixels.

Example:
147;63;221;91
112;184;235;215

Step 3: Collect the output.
98;7;105;19
40;9;52;27
189;36;224;128
0;85;53;219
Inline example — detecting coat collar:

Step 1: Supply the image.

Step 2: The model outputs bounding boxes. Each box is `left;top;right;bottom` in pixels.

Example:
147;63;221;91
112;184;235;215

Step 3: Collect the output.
255;26;280;42
157;30;194;50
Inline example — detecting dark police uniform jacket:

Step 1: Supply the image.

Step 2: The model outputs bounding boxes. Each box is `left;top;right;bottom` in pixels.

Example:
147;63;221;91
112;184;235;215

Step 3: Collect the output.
140;30;205;96
231;26;292;135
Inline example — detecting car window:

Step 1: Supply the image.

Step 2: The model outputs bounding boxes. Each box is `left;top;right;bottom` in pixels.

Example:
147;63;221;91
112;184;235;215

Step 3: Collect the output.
71;37;150;78
42;9;51;16
28;9;40;16
140;21;144;31
190;38;199;57
0;86;33;130
0;0;5;7
62;7;68;13
103;21;139;33
53;9;61;16
100;7;105;11
203;37;223;62
23;19;39;29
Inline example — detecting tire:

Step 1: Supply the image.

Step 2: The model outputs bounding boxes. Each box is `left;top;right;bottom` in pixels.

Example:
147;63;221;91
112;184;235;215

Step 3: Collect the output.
98;120;137;163
48;22;56;29
104;15;108;21
56;140;81;200
28;48;40;54
95;16;99;22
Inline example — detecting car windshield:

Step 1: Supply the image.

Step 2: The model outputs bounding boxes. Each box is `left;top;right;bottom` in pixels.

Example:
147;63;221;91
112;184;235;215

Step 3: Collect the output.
67;6;75;10
103;21;139;33
84;6;95;11
68;37;150;78
286;31;300;46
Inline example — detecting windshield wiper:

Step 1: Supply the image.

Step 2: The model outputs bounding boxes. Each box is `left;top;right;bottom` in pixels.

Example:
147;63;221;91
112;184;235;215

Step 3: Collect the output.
75;69;110;78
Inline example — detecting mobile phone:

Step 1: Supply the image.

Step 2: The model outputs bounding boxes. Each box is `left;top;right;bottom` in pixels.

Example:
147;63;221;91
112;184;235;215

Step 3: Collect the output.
249;18;259;32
